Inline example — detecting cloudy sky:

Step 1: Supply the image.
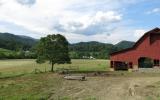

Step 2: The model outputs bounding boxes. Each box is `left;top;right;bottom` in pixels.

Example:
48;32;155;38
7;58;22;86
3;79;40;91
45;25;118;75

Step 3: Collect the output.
0;0;160;44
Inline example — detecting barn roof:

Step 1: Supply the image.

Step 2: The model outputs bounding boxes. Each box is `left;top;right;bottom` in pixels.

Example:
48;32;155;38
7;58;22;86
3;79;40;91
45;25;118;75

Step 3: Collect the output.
110;27;160;56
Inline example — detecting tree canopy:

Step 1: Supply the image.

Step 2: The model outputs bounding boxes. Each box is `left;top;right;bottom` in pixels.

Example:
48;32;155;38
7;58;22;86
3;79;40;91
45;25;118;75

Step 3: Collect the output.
36;34;71;72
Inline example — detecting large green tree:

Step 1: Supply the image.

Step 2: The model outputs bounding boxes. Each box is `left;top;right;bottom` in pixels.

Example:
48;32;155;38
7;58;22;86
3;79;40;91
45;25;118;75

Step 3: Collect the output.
36;34;71;72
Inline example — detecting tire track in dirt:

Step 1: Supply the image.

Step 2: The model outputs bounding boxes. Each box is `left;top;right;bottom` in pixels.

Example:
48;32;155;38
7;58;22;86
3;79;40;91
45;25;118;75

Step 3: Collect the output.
49;76;160;100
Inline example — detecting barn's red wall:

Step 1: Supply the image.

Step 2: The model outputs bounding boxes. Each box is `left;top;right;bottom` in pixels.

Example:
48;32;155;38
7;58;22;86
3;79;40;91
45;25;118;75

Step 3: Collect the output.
111;33;160;66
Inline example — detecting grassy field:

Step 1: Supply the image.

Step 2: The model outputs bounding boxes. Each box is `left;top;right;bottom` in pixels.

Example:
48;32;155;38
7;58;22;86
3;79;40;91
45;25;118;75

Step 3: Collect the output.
1;59;160;100
0;59;109;78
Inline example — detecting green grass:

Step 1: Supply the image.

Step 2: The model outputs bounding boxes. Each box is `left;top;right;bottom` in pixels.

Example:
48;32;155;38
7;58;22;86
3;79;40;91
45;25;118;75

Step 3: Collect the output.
0;48;15;56
0;59;109;78
0;59;109;100
1;59;160;100
0;72;63;100
0;48;13;52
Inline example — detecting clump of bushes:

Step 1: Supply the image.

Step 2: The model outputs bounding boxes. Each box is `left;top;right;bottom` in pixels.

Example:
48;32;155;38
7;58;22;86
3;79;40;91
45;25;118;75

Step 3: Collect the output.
0;48;37;59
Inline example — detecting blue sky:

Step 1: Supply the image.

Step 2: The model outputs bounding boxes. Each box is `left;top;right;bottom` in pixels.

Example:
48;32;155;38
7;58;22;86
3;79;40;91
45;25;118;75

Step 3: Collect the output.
0;0;159;44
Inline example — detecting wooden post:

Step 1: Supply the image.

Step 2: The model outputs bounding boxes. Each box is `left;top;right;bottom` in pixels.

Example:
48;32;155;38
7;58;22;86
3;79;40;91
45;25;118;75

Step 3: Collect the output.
110;61;115;71
128;62;133;72
133;65;138;71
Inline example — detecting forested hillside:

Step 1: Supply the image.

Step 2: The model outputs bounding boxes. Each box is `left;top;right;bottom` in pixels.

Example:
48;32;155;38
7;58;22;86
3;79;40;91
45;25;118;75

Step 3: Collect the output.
0;33;135;59
69;41;135;59
0;33;37;51
115;40;135;50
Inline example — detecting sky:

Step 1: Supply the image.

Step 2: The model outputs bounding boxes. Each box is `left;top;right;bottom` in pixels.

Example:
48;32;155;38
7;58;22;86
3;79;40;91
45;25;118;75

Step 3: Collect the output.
0;0;160;44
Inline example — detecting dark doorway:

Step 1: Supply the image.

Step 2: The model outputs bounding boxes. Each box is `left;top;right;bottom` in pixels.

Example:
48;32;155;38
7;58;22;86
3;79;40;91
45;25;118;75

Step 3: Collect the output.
138;57;153;68
114;61;128;70
154;59;159;66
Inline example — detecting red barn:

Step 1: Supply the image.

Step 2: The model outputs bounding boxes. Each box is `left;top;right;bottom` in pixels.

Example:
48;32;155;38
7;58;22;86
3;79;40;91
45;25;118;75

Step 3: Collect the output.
110;28;160;71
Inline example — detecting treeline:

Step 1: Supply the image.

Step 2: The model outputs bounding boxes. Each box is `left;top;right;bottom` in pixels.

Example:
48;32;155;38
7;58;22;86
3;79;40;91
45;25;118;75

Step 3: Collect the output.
0;33;37;59
0;33;135;59
69;41;135;59
69;41;117;59
0;48;36;59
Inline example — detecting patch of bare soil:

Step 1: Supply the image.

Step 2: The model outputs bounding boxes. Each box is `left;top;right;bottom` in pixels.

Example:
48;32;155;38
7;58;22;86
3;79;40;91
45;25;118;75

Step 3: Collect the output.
49;75;160;100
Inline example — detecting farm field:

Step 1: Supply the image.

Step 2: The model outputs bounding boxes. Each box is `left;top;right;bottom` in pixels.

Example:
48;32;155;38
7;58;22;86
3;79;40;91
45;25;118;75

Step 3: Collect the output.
0;59;109;78
1;59;160;100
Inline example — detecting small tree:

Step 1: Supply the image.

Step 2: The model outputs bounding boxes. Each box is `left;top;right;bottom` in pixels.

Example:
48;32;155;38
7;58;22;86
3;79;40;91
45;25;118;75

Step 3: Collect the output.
36;34;71;72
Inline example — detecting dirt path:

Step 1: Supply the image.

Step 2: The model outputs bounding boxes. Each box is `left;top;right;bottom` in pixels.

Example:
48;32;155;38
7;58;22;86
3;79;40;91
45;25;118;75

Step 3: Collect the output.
50;76;160;100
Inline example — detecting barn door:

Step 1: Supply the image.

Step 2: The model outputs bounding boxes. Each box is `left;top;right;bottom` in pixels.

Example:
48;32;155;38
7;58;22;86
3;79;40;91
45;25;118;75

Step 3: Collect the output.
138;57;153;68
114;61;128;70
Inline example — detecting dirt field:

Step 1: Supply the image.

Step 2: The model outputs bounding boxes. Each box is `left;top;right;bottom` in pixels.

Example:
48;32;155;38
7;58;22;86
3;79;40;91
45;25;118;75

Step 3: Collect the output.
50;74;160;100
1;72;160;100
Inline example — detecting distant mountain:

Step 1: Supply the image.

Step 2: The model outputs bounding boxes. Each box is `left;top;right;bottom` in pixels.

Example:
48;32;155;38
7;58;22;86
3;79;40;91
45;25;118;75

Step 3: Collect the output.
18;35;36;40
0;32;135;59
115;41;135;50
70;41;112;59
69;41;113;52
0;33;38;51
69;41;135;59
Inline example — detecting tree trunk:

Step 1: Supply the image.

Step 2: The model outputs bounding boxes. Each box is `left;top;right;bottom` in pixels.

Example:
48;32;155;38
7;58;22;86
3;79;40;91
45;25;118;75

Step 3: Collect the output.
51;62;54;72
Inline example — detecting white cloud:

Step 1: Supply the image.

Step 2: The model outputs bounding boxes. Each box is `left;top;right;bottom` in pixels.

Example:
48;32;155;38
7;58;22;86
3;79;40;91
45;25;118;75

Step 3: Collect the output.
62;27;139;44
0;0;141;43
56;11;122;34
0;0;122;33
147;8;160;14
133;29;146;39
16;0;36;6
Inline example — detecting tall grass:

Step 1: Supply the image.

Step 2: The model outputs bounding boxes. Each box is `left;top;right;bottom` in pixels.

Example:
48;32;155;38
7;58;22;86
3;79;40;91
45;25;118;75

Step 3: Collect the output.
0;59;109;78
